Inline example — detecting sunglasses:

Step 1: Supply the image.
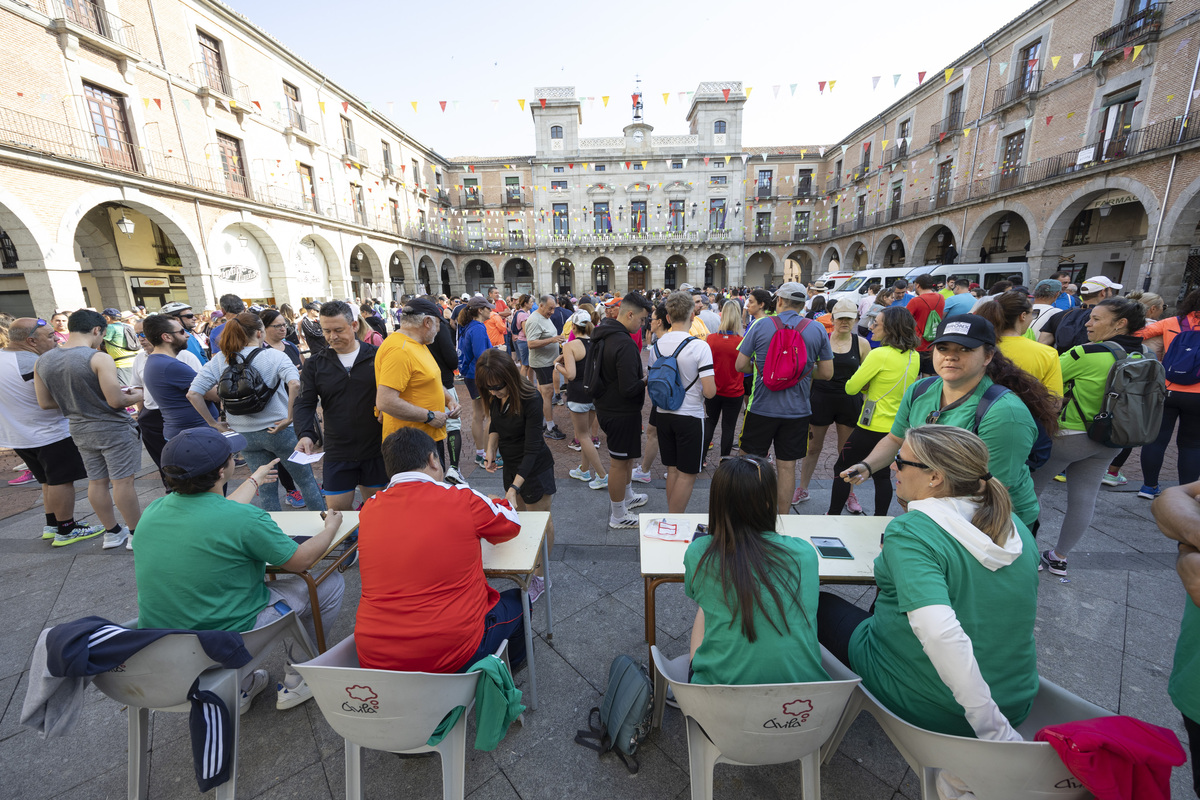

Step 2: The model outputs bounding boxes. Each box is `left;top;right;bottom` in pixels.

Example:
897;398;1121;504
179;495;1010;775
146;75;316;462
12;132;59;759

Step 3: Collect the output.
482;383;507;393
34;318;47;328
894;454;930;471
177;313;196;319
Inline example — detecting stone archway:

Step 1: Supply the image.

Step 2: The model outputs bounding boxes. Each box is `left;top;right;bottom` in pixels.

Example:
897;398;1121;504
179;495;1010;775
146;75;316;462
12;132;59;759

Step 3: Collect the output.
821;246;842;272
546;258;570;295
348;242;385;301
1158;174;1200;303
293;234;339;301
505;258;535;296
417;256;435;294
912;222;960;266
664;254;687;290
388;250;411;301
464;258;496;296
847;240;870;270
783;249;814;285
873;234;908;268
0;187;64;315
591;257;614;294
208;220;288;306
627;255;649;292
745;250;776;288
440;257;458;297
704;253;729;288
964;203;1038;264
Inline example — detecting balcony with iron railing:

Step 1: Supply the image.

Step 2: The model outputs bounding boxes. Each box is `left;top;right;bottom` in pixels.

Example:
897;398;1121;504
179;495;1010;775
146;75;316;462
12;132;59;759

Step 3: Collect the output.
795;180;815;198
436;188;450;205
929;112;965;145
338;138;366;164
461;187;481;207
826;175;842;193
756;182;773;199
49;0;138;53
991;70;1043;113
882;143;909;165
282;107;321;144
189;63;250;106
508;231;527;247
1093;3;1168;60
152;243;180;266
503;188;525;206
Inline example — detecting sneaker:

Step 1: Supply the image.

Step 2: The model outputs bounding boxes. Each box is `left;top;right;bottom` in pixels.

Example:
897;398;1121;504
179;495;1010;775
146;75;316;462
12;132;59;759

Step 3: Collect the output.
102;525;130;550
568;438;582;451
444;466;466;486
1053;472;1066;483
544;425;566;441
631;466;652;484
609;514;640;529
846;491;863;514
126;531;133;551
528;574;550;604
42;525;57;540
276;677;314;710
569;467;593;482
1138;484;1162;499
1101;470;1128;487
592;436;600;447
1040;549;1067;576
588;474;609;490
792;487;809;504
494;453;504;467
475;452;487;467
552;393;564;406
7;469;35;486
285;490;306;508
50;523;106;547
239;669;269;715
627;493;648;510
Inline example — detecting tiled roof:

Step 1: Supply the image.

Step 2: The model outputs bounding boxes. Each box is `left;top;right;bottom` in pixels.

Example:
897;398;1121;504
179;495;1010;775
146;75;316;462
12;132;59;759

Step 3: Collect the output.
742;145;829;157
447;156;533;165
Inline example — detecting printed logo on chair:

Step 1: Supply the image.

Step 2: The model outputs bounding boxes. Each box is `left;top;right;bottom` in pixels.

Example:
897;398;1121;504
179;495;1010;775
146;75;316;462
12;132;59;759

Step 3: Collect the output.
342;684;379;713
763;698;813;729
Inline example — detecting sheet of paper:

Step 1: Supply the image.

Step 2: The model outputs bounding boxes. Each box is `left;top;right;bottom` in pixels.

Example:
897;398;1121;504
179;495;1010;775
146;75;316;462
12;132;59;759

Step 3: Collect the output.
287;450;324;465
642;517;696;544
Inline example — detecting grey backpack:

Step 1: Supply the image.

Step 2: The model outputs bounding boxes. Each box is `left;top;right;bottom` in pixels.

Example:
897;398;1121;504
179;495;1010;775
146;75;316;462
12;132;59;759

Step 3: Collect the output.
574;655;653;774
1065;342;1166;448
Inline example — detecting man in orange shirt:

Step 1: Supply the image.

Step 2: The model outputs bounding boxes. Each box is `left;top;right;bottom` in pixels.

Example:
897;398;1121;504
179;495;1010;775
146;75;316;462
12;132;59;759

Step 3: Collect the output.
485;307;508;348
355;427;525;672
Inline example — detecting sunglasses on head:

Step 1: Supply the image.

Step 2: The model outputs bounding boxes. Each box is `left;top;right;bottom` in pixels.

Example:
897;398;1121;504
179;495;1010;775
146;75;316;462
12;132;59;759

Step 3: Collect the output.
34;318;46;328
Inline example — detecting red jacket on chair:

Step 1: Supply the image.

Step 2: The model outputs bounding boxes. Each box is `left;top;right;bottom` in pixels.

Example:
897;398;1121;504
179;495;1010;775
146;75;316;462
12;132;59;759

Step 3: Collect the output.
1035;716;1185;800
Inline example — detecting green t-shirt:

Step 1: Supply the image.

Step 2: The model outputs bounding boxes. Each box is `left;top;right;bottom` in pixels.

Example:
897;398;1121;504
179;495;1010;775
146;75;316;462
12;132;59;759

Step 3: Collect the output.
1170;598;1200;720
1059;344;1120;432
134;492;299;632
684;532;829;686
891;376;1039;528
848;511;1040;737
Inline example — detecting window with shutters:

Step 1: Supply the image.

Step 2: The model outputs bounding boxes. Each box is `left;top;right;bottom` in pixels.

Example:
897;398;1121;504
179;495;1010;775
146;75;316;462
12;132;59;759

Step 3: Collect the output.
216;132;248;197
84;82;136;171
197;31;228;94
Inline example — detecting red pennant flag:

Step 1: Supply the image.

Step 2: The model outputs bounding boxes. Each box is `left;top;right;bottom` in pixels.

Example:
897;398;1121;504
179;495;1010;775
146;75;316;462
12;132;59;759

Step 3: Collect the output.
819;81;826;93
439;101;447;112
625;162;631;169
1123;46;1133;59
539;98;547;108
939;132;947;143
722;88;730;101
1028;58;1038;69
918;71;927;84
864;142;871;150
341;101;349;113
1046;115;1053;125
252;100;261;111
704;157;710;165
154;98;162;110
568;163;574;169
468;165;475;172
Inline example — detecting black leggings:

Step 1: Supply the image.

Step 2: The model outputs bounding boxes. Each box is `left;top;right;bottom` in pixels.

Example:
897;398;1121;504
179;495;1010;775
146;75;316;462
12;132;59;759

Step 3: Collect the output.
703;394;745;458
816;592;872;667
1185;714;1200;798
1140;390;1200;487
830;427;892;516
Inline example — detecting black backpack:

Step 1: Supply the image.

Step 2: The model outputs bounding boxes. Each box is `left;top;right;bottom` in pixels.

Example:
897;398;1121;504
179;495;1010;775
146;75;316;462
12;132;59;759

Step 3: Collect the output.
581;337;607;399
218;348;280;415
1052;307;1092;354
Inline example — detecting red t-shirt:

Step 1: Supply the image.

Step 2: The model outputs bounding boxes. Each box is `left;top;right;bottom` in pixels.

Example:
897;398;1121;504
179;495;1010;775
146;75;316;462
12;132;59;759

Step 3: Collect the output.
706;331;745;397
908;292;946;352
355;473;521;672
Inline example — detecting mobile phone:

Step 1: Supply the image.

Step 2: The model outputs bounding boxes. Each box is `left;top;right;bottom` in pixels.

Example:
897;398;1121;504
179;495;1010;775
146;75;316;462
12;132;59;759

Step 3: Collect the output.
812;536;854;560
694;523;709;538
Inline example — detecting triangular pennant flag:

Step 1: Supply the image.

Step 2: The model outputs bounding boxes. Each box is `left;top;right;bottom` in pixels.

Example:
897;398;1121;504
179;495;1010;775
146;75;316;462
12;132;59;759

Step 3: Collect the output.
945;68;954;83
999;62;1008;76
1176;38;1192;54
917;71;927;84
1073;53;1083;68
602;95;609;107
772;85;781;98
819;146;826;156
252;100;261;111
828;81;835;92
662;92;670;104
1067;111;1075;118
154;98;162;110
1123;46;1133;59
518;99;525;111
640;161;647;168
1093;50;1104;66
1046;115;1053;125
319;101;326;114
143;98;150;108
872;76;881;90
724;155;731;164
439;101;447;112
722;88;730;101
939;132;947;143
411;101;418;112
182;99;190;111
963;128;971;138
1133;44;1145;60
1051;56;1061;70
840;144;848;154
539;98;546;108
818;81;826;94
745;87;753;98
789;83;797;95
893;74;901;87
963;66;972;80
1028;58;1038;70
1168;95;1175;102
704;156;710;165
341;101;349;113
882;139;889;150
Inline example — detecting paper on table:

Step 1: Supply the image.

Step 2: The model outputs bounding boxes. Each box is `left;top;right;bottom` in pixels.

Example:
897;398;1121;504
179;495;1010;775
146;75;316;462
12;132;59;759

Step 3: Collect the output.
642;517;696;543
288;450;324;465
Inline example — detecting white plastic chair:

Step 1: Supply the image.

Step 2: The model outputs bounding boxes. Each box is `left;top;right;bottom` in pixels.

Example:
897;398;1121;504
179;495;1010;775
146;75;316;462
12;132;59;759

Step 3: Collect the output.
92;612;316;800
293;634;513;800
650;645;861;800
819;648;1113;800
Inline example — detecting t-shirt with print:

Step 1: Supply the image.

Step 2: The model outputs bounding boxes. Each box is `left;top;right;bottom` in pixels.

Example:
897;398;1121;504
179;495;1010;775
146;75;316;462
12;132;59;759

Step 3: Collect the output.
189;345;298;432
685;532;829;686
523;311;560;368
649;330;714;419
848;511;1039;737
891;376;1039;528
737;309;833;419
134;491;298;633
375;331;446;442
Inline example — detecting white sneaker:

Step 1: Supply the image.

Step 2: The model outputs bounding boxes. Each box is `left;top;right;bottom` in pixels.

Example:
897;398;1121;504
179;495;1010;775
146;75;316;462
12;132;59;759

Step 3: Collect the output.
444;466;466;485
588;474;609;490
631;467;652;484
627;493;648;510
102;526;130;550
276;677;314;710
239;669;269;715
608;515;639;529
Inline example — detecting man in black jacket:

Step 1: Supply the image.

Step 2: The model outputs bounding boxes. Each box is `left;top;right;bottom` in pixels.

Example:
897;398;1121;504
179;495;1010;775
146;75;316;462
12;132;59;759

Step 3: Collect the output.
591;291;654;528
294;301;385;510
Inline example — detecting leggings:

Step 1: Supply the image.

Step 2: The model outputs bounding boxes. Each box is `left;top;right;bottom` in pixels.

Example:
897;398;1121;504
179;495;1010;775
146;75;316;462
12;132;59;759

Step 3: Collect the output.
1185;714;1200;798
1031;433;1112;557
703;394;745;458
1139;390;1200;487
816;592;872;667
830;427;892;516
1109;448;1132;470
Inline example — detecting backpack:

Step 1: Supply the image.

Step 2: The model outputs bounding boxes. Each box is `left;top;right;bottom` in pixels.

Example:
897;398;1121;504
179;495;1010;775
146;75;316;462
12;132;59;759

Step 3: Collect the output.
574;655;653;774
762;316;812;391
217;348;281;415
922;309;943;343
1052;307;1092;354
1161;315;1200;385
911;378;1054;470
646;336;698;411
581;336;606;399
1064;342;1166;448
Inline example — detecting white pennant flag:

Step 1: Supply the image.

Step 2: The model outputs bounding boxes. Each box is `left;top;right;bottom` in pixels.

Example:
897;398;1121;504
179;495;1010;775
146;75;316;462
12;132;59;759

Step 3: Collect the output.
772;85;781;98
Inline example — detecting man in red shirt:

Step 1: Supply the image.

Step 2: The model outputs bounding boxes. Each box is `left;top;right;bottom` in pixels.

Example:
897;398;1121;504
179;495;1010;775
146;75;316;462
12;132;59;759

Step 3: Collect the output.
355;427;525;673
908;273;946;376
489;286;511;321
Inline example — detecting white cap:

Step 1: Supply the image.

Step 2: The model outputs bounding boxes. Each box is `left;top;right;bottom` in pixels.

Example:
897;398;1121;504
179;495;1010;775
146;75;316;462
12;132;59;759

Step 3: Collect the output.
1080;276;1122;293
569;309;592;327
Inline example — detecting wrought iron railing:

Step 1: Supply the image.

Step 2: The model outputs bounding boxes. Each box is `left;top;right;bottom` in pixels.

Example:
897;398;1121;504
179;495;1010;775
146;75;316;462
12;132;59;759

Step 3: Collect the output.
503;188;524;206
1093;3;1168;58
991;70;1043;112
461;187;481;207
49;0;138;52
189;63;250;105
339;138;366;163
929;112;965;145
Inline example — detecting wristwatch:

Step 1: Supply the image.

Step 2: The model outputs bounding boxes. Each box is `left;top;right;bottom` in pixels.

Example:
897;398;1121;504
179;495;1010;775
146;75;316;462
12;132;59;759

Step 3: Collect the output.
425;409;435;424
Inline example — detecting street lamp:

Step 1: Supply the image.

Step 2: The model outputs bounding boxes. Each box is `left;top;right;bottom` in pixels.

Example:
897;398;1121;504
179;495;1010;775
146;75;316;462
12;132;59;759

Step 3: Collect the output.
937;231;945;244
1000;219;1011;234
115;210;135;239
356;250;364;261
237;233;249;248
734;201;742;217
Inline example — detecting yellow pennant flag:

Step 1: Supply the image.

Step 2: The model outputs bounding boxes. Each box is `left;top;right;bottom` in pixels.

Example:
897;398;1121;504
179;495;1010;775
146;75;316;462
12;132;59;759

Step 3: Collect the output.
662;92;669;104
602;96;610;107
945;68;955;83
1051;55;1061;70
518;99;525;111
143;98;151;108
582;162;588;169
229;100;237;108
963;128;971;138
1067;111;1075;118
882;139;889;150
640;161;647;168
1168;94;1176;102
745;87;753;98
1133;44;1145;60
410;101;417;112
828;81;836;92
319;101;326;114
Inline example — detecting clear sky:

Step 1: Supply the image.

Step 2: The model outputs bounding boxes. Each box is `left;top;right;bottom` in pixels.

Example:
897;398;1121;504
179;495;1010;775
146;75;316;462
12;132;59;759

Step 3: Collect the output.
229;0;1041;158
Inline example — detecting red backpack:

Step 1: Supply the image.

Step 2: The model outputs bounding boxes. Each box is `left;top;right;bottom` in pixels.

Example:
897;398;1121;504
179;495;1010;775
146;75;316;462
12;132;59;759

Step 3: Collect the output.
762;316;812;391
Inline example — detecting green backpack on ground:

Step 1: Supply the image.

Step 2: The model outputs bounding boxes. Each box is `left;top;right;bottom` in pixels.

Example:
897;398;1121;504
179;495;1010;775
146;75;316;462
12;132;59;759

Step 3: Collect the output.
574;655;654;774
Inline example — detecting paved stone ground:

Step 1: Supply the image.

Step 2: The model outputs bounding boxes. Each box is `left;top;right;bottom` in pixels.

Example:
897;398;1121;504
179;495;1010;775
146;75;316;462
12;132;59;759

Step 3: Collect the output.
0;384;1193;799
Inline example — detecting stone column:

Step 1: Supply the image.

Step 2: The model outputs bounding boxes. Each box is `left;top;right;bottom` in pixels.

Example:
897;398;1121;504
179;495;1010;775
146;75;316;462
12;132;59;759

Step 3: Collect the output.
22;258;87;316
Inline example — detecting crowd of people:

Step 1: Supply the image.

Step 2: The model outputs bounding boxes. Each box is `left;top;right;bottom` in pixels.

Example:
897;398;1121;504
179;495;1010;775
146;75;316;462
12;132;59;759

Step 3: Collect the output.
6;268;1199;797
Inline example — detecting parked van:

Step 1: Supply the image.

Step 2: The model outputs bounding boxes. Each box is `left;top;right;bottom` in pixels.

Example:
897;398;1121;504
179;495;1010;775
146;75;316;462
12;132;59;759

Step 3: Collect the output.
827;267;912;303
814;271;854;292
905;262;1029;291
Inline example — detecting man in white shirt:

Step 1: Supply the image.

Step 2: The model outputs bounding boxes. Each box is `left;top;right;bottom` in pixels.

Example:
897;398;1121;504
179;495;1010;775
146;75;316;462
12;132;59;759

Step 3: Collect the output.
857;283;880;320
651;291;717;513
1029;279;1065;336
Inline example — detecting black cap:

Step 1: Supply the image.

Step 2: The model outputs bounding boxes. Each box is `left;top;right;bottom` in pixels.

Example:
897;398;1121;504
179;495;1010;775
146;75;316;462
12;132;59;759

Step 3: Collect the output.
931;314;996;349
160;427;248;478
401;297;443;318
304;301;321;311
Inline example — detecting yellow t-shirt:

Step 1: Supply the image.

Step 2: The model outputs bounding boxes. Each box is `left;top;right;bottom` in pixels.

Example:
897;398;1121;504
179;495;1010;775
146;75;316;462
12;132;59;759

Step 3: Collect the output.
998;334;1063;397
689;317;710;340
374;331;446;442
844;345;920;432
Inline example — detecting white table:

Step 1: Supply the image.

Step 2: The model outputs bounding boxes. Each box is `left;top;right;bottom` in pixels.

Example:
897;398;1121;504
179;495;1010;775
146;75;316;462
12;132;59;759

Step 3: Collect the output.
267;511;361;652
639;513;885;647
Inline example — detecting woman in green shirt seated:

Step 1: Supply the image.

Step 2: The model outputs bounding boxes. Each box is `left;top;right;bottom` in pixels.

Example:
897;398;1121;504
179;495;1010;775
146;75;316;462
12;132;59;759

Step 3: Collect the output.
817;425;1039;748
684;455;828;685
839;314;1059;530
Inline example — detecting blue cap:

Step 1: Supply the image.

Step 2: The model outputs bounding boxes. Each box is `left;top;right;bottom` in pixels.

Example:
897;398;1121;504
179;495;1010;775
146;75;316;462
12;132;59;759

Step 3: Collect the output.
161;427;248;477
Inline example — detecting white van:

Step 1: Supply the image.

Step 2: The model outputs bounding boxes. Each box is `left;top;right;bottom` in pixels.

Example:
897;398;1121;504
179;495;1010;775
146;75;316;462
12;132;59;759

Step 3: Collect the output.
905;262;1029;291
814;271;854;292
827;267;912;303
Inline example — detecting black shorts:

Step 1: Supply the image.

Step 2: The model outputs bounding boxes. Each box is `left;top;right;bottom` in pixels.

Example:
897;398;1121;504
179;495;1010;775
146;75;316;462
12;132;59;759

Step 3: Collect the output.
648;406;659;428
503;464;557;504
323;457;389;495
464;377;480;401
739;410;810;462
598;413;642;461
656;413;705;474
809;389;863;428
533;366;555;386
14;437;87;486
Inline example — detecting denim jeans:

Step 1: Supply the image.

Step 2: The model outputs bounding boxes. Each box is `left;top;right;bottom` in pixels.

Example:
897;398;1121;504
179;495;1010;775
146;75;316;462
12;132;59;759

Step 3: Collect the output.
239;426;326;511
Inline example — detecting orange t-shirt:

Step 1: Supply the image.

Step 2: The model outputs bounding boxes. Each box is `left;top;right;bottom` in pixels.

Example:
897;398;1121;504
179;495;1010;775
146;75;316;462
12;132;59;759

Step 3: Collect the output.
1138;312;1200;393
485;313;507;346
355;474;521;672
